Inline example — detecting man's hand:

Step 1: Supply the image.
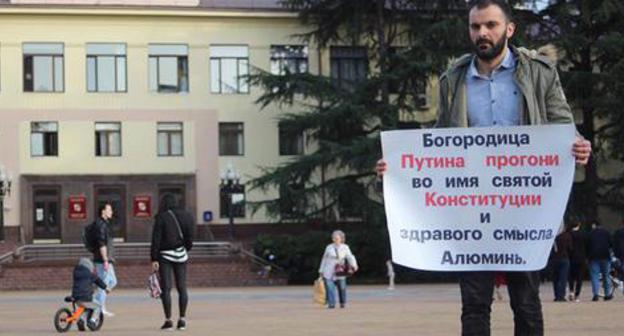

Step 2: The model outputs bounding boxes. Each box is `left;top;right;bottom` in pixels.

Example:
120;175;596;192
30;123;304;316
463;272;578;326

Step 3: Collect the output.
572;137;591;166
152;261;159;272
376;159;387;178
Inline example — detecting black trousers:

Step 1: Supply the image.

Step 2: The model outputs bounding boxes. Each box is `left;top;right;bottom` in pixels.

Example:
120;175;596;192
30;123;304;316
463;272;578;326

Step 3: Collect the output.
158;258;188;320
568;261;585;297
460;271;543;336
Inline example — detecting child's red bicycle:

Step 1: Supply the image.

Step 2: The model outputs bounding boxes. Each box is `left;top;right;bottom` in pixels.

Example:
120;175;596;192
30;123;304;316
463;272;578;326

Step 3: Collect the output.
53;296;104;333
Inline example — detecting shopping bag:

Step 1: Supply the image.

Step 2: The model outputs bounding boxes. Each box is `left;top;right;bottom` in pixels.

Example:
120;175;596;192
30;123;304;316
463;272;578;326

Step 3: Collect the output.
313;277;326;305
147;272;162;299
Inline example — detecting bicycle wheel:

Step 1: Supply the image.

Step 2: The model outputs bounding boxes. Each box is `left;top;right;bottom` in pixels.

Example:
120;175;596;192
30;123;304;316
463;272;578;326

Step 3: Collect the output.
53;308;73;333
86;310;104;331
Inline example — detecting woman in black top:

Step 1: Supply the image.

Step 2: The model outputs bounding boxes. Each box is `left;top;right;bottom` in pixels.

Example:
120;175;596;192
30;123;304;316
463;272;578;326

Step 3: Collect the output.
150;195;194;331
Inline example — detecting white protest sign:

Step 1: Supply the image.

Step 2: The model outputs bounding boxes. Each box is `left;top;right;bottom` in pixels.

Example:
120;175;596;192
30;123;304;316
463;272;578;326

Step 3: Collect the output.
381;124;576;271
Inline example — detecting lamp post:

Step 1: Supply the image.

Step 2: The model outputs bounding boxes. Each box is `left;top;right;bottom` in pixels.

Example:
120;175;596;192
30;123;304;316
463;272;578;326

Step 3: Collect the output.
220;164;242;240
0;165;13;242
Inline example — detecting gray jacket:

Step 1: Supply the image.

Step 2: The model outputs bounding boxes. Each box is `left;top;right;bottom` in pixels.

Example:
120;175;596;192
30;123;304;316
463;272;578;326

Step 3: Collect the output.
435;45;575;128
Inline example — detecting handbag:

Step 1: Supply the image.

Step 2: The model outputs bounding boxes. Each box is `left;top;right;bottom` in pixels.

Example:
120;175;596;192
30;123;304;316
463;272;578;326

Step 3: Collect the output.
313;277;326;305
160;210;188;263
333;246;355;277
147;271;162;299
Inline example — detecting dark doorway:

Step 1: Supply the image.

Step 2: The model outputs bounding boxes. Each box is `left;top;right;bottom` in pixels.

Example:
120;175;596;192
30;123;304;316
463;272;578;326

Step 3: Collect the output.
33;187;61;240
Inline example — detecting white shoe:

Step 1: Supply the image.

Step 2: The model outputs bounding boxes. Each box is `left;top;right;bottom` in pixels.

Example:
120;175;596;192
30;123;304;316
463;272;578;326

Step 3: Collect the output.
102;309;115;317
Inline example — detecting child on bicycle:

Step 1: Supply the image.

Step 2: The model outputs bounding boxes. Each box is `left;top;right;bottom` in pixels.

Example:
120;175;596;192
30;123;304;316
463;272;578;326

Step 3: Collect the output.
72;258;109;331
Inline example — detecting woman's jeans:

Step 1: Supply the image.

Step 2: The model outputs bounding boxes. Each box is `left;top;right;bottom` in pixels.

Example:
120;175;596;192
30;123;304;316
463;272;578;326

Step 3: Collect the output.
323;278;346;308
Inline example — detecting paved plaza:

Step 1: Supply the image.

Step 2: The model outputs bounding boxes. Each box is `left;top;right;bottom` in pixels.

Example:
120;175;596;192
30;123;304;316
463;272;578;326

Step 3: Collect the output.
0;284;622;335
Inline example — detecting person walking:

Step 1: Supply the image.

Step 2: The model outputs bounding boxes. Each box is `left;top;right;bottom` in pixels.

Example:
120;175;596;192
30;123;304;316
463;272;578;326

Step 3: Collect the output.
151;195;194;331
91;202;118;317
376;1;591;334
551;229;572;302
587;220;613;301
613;219;624;293
568;220;587;302
386;259;395;290
318;230;358;309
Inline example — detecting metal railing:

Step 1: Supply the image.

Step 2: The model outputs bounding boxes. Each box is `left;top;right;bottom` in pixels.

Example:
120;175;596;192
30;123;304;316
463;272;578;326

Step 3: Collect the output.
0;242;234;264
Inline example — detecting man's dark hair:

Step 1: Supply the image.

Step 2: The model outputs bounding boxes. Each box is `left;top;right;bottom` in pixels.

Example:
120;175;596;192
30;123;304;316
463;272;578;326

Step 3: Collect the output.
592;219;602;227
468;0;514;22
159;194;178;213
98;202;112;216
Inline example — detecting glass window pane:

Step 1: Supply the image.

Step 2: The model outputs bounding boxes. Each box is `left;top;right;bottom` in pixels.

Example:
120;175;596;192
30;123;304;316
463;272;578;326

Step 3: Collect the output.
109;132;121;156
210;45;248;58
116;57;126;91
221;58;237;94
97;56;115;92
148;44;188;56
31;133;44;156
210;59;220;93
24;43;63;55
236;130;244;155
87;57;97;91
171;133;183;155
148;57;157;91
270;59;281;75
299;60;308;73
87;43;125;55
158;57;178;91
33;56;53;91
158;122;183;131
238;59;249;93
95;122;120;131
157;132;168;156
178;57;189;92
97;132;108;156
54;56;64;91
32;122;58;132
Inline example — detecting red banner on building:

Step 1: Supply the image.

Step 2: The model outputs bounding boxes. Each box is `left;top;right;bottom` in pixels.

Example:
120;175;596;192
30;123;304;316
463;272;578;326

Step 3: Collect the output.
68;196;87;220
133;196;151;218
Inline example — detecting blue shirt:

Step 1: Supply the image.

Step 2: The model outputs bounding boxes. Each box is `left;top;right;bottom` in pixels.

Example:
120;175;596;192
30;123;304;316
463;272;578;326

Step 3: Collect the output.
466;48;521;127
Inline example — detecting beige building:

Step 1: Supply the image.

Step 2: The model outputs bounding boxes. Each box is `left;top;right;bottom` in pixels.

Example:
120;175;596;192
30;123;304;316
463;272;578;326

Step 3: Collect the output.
0;0;438;243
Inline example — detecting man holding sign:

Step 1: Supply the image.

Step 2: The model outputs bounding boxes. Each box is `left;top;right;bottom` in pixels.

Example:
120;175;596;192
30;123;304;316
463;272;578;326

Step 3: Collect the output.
377;1;591;335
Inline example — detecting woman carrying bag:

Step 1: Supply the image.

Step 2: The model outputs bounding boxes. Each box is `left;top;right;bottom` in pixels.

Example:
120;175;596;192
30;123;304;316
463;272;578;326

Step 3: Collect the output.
318;230;358;309
150;195;194;331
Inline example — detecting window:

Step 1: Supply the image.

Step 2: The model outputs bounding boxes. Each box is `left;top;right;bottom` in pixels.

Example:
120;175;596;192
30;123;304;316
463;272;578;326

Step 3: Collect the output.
270;45;308;75
95;122;121;157
219;123;244;156
278;122;304;156
87;43;127;92
30;122;58;157
148;44;188;93
23;43;64;92
220;185;246;218
210;45;249;94
157;122;184;156
330;46;368;90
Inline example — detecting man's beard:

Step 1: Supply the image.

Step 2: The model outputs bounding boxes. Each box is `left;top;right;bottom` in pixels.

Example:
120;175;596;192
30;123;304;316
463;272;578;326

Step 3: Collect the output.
473;35;507;61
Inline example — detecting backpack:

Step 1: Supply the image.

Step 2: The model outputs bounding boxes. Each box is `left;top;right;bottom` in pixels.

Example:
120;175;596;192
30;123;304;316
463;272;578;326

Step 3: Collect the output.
81;221;98;253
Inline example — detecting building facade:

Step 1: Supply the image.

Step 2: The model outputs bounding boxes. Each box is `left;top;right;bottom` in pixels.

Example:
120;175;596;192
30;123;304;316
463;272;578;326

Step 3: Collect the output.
0;0;439;243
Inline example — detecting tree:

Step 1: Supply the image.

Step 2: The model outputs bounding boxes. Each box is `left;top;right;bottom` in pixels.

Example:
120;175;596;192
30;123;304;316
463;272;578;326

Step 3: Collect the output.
248;0;470;229
527;0;624;222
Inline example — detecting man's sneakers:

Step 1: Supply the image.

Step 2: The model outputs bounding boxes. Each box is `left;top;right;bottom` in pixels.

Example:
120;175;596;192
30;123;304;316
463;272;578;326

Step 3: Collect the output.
160;320;174;331
177;319;187;331
604;294;614;301
592;295;600;302
102;309;115;317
